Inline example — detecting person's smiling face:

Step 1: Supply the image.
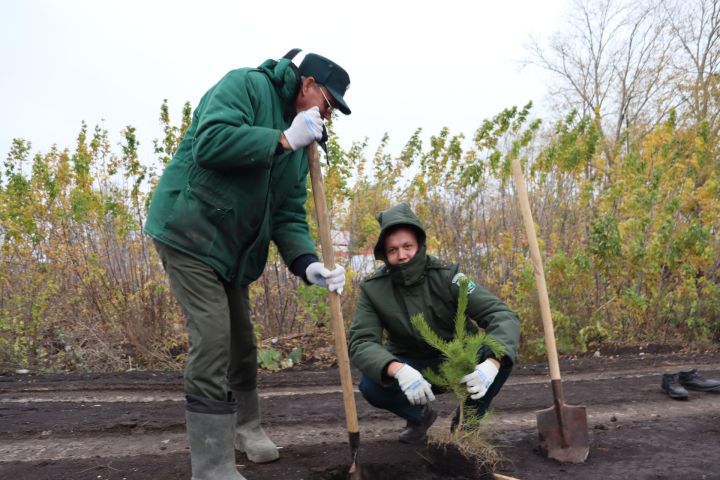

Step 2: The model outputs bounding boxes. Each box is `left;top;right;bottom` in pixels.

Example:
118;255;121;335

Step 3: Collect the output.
385;227;419;266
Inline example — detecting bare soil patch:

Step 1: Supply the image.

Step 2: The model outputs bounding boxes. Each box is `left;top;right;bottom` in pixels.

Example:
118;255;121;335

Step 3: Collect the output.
1;348;719;479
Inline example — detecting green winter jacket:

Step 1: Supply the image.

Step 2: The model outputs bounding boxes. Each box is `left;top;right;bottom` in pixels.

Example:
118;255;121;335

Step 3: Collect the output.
349;203;521;385
144;57;317;286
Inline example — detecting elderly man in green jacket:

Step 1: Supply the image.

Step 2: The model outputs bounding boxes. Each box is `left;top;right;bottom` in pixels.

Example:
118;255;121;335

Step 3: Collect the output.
349;203;520;444
145;50;350;480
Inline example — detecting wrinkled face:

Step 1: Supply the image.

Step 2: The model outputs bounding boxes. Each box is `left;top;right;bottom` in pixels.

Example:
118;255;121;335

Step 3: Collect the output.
296;77;337;120
384;227;419;266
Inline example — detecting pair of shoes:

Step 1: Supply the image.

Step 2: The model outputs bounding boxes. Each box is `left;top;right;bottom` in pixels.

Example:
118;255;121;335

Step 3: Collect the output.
661;373;689;400
661;370;720;400
399;405;438;444
678;369;720;392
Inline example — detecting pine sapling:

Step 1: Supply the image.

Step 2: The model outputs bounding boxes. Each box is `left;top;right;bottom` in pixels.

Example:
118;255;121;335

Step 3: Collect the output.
410;276;505;433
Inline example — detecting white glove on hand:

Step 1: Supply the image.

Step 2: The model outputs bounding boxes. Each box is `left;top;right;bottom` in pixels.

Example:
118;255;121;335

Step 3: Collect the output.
395;364;436;406
460;359;499;400
305;262;345;294
283;106;324;151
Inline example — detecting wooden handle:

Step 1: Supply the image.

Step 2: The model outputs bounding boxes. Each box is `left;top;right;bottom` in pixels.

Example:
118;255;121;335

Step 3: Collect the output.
307;142;360;433
511;159;561;381
494;474;521;480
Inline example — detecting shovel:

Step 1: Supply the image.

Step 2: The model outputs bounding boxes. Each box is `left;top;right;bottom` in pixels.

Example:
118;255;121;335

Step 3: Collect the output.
307;141;362;479
510;158;590;464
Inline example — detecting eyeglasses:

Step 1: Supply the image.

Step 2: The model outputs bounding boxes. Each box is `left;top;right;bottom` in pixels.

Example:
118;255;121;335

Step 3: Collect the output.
318;85;334;112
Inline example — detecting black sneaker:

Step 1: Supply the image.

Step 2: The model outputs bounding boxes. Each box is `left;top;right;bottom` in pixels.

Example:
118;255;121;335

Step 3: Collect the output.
399;405;438;444
678;369;720;392
661;373;689;400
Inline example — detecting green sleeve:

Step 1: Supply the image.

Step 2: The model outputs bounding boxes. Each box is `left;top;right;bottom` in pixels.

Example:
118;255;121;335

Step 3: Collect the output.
191;70;280;170
349;287;399;385
271;170;317;266
450;273;521;364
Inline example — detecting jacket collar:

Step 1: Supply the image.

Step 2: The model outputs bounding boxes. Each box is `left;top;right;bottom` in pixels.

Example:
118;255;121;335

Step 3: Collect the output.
256;58;301;118
387;244;427;287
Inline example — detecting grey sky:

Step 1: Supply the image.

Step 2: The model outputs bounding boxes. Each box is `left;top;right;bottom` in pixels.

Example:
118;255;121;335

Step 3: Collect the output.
1;0;567;167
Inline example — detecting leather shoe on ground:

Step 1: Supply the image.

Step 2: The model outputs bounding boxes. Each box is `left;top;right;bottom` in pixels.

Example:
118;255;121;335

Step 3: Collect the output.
678;369;720;392
399;405;438;444
661;373;689;400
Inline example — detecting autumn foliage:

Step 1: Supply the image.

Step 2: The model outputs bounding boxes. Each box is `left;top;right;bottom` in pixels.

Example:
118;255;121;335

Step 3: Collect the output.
1;2;719;371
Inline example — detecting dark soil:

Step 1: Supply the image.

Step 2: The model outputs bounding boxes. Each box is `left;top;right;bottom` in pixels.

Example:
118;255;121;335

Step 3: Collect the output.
426;441;494;479
1;347;719;479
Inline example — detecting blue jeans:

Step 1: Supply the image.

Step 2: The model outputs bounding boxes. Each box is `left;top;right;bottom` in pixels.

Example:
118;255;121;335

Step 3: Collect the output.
358;348;512;425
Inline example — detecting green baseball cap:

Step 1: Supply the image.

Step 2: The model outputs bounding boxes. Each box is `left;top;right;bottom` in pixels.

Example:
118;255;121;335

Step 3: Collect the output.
298;53;351;115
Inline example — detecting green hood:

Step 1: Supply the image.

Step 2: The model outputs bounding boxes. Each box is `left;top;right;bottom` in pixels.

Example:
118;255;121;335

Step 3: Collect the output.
256;58;301;117
373;203;427;262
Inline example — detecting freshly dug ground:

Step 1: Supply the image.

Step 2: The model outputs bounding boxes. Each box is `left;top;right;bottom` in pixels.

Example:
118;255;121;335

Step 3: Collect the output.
1;347;719;479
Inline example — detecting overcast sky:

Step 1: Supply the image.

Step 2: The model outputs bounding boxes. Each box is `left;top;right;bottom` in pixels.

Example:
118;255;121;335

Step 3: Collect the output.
1;0;568;167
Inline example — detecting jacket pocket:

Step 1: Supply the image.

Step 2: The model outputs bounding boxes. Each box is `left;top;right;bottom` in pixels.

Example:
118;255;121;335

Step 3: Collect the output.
162;181;236;261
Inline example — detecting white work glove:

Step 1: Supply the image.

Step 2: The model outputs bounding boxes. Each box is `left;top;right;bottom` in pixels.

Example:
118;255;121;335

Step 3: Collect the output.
395;364;436;406
305;262;345;294
283;106;324;151
460;359;499;400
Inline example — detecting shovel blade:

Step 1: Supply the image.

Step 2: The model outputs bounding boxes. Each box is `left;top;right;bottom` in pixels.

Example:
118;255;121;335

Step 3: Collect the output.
348;464;362;480
347;431;362;479
536;404;590;463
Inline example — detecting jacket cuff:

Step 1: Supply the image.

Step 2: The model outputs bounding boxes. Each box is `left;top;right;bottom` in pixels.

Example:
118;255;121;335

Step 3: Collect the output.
274;140;285;156
290;254;320;284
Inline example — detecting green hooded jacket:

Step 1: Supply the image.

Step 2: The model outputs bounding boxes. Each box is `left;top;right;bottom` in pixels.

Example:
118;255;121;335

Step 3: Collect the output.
144;57;317;286
349;203;521;385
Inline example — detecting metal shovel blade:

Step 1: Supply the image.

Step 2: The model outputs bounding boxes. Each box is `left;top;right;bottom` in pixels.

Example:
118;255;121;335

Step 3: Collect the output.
348;463;362;480
348;431;362;479
536;402;590;463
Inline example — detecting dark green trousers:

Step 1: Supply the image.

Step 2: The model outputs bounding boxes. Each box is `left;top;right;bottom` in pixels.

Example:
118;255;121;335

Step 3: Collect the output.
154;240;257;405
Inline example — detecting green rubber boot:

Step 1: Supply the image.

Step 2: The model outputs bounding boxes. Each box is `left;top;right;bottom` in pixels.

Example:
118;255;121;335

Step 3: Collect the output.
233;388;280;463
186;410;246;480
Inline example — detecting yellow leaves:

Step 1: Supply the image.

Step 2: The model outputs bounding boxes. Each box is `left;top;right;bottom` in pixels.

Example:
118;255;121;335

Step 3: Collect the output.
498;280;514;301
641;124;673;157
0;129;186;370
694;176;720;224
1;95;719;370
498;231;515;257
590;154;607;175
680;177;698;214
423;232;438;253
616;217;635;239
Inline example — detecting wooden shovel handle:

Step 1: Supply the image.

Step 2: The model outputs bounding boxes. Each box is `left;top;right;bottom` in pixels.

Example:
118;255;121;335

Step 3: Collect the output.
307;142;360;433
511;159;562;381
494;474;521;480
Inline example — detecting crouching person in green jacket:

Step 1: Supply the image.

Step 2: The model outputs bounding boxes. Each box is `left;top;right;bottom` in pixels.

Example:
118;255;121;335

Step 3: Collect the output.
349;203;520;444
144;50;351;480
